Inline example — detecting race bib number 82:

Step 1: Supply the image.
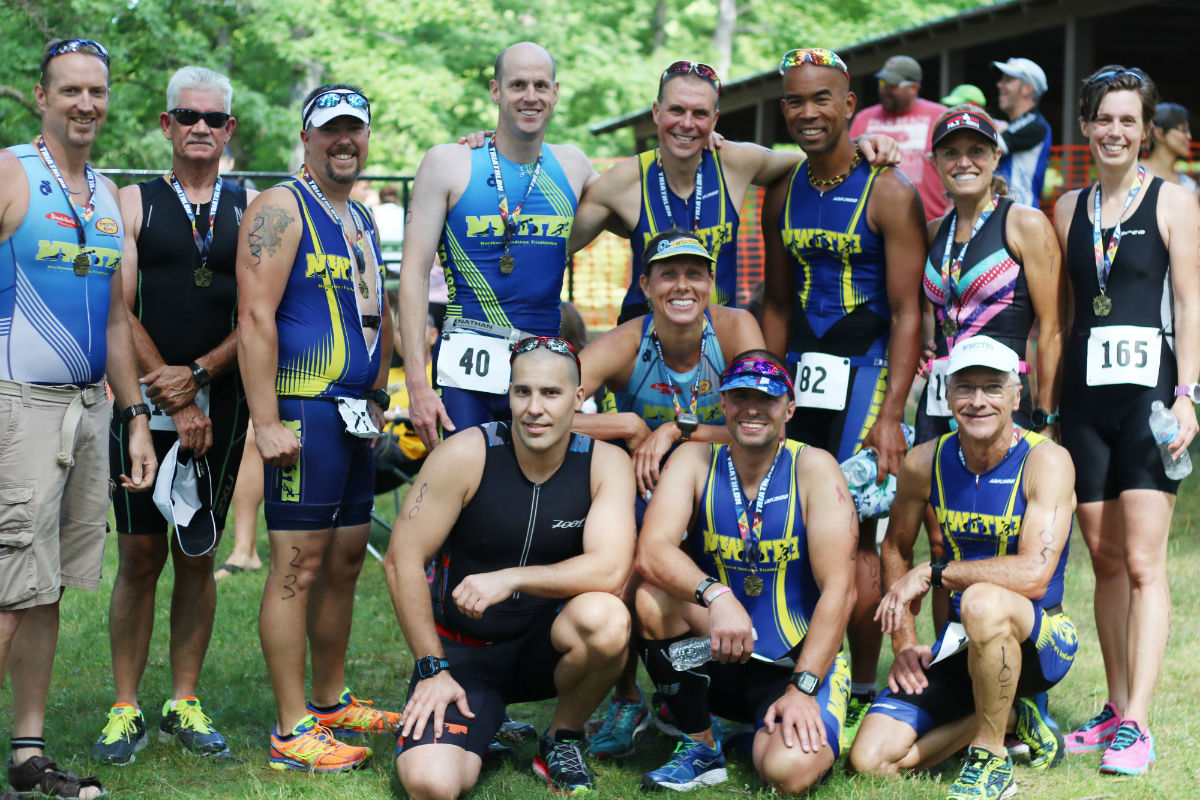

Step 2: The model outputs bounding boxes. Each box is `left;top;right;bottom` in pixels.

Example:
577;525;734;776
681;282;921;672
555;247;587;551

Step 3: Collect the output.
794;353;850;410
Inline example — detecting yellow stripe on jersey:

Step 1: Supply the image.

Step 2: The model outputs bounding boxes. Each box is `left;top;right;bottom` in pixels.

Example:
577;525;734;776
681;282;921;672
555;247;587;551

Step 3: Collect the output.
838;166;880;313
702;444;731;588
932;435;965;562
851;366;888;455
440;229;513;329
775;440;808;650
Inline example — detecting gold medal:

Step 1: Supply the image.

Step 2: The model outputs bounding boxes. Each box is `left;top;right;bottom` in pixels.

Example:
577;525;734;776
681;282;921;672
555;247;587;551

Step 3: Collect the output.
1093;294;1112;317
193;265;213;288
744;574;763;597
941;317;957;337
500;252;515;274
73;251;90;276
358;278;369;298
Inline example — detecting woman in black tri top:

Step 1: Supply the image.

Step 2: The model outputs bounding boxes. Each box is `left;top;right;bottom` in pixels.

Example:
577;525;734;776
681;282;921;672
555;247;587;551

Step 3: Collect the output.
1053;66;1200;776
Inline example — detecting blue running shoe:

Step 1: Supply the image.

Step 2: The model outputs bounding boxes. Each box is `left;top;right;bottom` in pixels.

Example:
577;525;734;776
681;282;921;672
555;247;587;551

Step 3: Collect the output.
640;734;727;792
587;694;650;759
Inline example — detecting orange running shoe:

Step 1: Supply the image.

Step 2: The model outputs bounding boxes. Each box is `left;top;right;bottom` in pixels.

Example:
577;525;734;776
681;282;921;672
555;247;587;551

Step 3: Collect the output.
308;688;401;735
268;715;371;772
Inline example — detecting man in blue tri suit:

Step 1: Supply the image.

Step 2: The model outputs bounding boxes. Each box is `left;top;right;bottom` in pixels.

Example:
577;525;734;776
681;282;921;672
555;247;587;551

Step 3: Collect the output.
992;58;1052;209
0;39;155;800
237;83;400;772
635;351;858;794
850;336;1077;800
399;42;597;451
761;47;926;738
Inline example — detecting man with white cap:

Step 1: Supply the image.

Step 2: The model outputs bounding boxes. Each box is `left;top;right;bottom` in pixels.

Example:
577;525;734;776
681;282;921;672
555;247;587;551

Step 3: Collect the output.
850;335;1077;800
635;350;858;794
850;54;949;220
993;58;1053;208
237;82;398;771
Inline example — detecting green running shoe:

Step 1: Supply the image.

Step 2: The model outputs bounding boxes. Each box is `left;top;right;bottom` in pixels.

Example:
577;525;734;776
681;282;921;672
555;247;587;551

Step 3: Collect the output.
159;697;229;755
946;746;1016;800
1012;694;1063;770
92;703;147;766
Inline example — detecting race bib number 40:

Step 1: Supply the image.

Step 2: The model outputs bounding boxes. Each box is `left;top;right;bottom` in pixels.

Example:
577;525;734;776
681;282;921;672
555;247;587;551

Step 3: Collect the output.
925;359;951;418
794;353;850;410
437;330;512;394
1086;325;1161;387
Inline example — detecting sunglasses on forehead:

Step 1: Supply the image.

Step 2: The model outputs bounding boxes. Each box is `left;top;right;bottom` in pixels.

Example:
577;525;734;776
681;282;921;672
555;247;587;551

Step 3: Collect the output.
510;336;581;371
169;108;231;128
301;90;371;127
1089;68;1146;86
41;39;110;72
660;60;722;95
778;48;850;82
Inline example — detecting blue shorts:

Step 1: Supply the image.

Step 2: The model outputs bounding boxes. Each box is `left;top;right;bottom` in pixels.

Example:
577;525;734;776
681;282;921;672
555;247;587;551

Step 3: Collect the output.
866;607;1077;737
262;397;374;531
786;360;886;461
432;337;512;437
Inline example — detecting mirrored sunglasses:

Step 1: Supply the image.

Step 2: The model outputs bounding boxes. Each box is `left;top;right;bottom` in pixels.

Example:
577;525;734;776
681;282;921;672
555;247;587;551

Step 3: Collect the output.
660;60;722;95
778;48;850;82
510;336;581;371
301;90;371;127
42;39;110;72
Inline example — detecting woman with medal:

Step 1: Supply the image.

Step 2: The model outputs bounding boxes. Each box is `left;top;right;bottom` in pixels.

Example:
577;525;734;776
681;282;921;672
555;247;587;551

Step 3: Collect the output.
570;229;762;760
1052;66;1200;776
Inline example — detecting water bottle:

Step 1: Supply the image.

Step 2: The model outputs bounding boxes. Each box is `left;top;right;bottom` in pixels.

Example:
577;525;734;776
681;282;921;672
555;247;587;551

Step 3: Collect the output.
840;425;916;520
840;449;878;489
668;628;759;671
1149;400;1193;480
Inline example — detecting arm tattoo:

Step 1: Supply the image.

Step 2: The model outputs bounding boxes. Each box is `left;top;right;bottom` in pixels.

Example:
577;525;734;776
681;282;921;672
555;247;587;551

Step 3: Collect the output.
407;482;428;519
247;205;291;265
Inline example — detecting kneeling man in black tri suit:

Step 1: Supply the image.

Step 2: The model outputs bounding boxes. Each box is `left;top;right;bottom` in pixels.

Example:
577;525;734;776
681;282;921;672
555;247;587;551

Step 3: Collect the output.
384;335;636;799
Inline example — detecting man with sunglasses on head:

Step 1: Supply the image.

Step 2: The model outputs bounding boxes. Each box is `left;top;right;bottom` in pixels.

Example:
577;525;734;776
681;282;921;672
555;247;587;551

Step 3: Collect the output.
635;351;857;793
237;83;398;772
91;65;251;767
761;47;926;750
850;336;1076;800
570;60;900;324
400;42;598;454
384;335;635;798
0;38;154;800
849;55;949;221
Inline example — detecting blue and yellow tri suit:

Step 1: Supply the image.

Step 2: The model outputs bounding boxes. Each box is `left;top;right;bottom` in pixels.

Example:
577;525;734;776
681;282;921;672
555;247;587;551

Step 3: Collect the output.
1;144;123;385
263;177;385;531
866;430;1078;735
778;159;890;460
688;439;850;752
622;150;739;315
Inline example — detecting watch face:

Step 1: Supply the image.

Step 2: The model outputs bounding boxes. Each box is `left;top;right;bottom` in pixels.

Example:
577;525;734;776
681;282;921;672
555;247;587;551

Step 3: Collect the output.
417;657;442;679
676;412;699;434
1032;409;1046;428
1190;385;1200;404
793;671;819;695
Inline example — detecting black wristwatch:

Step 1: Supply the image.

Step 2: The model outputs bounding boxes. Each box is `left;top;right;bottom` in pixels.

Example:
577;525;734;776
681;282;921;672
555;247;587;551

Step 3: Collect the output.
119;403;151;424
415;655;450;680
930;557;948;590
695;576;721;606
675;412;699;439
366;388;391;411
790;670;820;696
1030;408;1059;430
188;361;211;389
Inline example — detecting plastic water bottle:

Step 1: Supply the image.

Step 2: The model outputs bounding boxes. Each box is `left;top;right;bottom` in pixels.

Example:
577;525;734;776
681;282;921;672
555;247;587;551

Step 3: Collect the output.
668;628;758;671
840;425;916;520
840;449;878;489
1149;400;1193;480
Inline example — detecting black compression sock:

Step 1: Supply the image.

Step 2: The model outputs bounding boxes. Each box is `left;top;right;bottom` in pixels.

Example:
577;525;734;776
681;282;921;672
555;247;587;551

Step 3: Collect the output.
641;634;713;735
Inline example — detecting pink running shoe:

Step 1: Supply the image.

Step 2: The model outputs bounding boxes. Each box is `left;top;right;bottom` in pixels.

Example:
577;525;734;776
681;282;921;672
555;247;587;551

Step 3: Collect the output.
1099;720;1155;775
1065;702;1119;753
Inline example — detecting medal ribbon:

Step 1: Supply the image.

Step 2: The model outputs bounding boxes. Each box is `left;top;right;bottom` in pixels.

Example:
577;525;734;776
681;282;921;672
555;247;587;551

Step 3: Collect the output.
650;324;707;422
488;137;543;251
35;135;97;251
725;443;783;573
654;149;703;232
167;171;222;269
301;167;367;275
1092;164;1146;295
939;194;998;342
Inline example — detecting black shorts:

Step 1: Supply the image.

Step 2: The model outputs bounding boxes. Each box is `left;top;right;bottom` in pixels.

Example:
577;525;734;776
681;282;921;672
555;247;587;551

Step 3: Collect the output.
786;361;886;461
396;604;564;758
109;374;248;535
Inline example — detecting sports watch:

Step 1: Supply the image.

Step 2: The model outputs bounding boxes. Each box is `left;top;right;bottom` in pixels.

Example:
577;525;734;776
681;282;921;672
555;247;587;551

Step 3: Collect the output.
119;403;151;424
188;361;211;389
930;557;948;590
790;671;820;696
676;412;699;438
1030;408;1060;430
695;576;721;606
1175;383;1200;404
366;388;391;411
415;655;450;680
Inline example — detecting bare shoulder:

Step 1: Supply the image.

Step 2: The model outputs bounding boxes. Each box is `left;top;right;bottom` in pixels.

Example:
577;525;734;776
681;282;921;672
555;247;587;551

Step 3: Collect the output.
117;183;143;231
871;164;918;199
98;174;119;198
548;142;596;197
708;305;764;352
586;316;642;356
1007;202;1055;242
589;154;639;192
421;426;487;485
794;441;842;478
900;439;937;483
591;438;634;471
1158;179;1200;220
1026;436;1075;483
1052;188;1082;220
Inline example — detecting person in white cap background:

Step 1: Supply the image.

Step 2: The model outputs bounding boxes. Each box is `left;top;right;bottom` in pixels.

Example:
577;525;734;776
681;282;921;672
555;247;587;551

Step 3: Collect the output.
993;58;1053;208
850;335;1077;800
850;54;950;220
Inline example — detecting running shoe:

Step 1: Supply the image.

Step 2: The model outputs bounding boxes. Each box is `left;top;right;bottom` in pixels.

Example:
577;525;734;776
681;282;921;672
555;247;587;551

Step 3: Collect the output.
1099;720;1155;775
268;715;371;772
641;734;727;792
498;713;539;743
587;694;650;759
91;703;148;766
839;691;874;752
1065;702;1120;753
945;746;1016;800
307;688;401;735
159;697;229;755
533;730;594;795
1012;694;1063;770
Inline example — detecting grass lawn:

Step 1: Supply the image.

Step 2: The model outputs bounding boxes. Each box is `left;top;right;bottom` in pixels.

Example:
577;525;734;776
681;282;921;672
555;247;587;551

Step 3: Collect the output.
27;476;1200;798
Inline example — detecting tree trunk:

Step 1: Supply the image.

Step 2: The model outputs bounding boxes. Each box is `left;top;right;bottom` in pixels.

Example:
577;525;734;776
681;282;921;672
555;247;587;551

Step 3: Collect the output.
712;0;736;81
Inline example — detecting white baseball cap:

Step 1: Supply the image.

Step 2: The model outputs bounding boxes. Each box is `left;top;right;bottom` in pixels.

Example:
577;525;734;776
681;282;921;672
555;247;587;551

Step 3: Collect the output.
993;58;1048;97
302;88;371;129
947;335;1020;376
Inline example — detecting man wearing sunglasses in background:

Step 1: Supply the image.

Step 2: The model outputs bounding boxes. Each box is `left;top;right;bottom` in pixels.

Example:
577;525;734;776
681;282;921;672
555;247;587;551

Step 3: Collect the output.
385;336;635;798
635;351;857;793
850;336;1076;800
849;54;949;222
761;47;926;752
92;65;252;767
570;60;901;324
237;83;398;772
0;38;155;800
399;42;597;453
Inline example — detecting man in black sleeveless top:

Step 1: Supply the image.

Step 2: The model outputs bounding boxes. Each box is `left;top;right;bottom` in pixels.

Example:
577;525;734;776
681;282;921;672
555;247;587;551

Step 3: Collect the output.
97;66;250;765
385;338;636;799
